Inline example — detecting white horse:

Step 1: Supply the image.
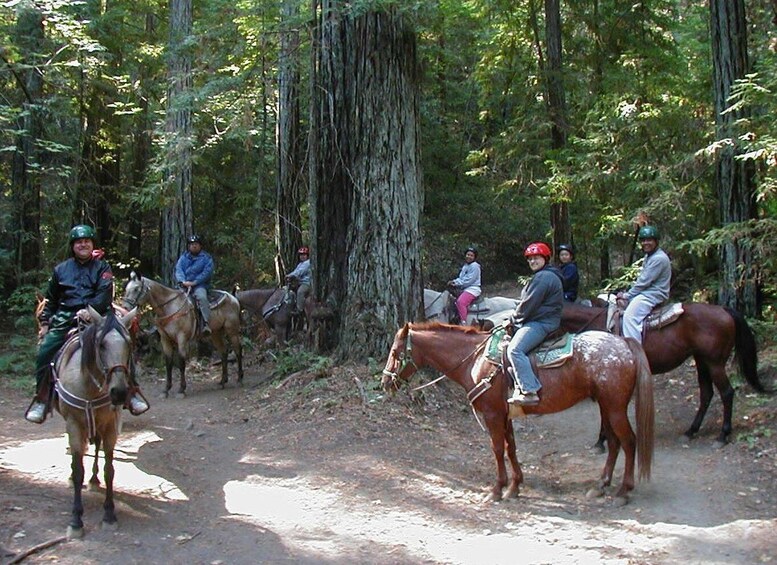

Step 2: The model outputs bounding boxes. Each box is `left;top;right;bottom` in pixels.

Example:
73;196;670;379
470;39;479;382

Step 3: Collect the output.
423;288;518;325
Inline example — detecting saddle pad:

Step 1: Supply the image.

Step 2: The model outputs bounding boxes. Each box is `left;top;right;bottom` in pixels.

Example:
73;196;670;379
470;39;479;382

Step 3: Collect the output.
534;333;573;369
207;290;230;308
645;303;684;331
486;327;507;362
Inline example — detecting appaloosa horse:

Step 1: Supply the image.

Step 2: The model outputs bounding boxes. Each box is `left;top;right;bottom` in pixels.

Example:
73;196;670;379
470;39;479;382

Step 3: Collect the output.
123;272;243;396
382;323;654;505
55;306;137;538
561;301;763;446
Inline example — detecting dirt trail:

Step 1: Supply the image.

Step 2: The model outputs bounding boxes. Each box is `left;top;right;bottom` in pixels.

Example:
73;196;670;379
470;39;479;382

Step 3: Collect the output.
0;349;775;564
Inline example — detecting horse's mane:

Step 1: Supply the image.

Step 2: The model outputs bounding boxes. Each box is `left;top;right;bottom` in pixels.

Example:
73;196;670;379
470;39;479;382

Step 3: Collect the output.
81;310;129;374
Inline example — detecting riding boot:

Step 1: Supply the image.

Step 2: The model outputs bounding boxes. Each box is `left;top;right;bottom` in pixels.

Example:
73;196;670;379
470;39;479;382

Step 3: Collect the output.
506;367;539;406
25;371;52;424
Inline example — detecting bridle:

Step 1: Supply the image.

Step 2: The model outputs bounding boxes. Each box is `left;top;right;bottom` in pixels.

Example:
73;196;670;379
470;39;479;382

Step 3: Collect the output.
125;277;191;327
382;331;418;388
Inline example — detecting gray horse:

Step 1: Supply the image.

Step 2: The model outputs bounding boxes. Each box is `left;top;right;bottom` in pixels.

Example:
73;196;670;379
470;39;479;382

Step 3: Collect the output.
423;288;518;325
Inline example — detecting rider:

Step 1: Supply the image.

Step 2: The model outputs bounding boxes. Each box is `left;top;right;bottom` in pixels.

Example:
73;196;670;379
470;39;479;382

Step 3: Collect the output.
285;246;311;314
506;242;564;405
557;243;579;303
175;234;214;336
616;225;671;343
447;247;482;325
25;225;149;423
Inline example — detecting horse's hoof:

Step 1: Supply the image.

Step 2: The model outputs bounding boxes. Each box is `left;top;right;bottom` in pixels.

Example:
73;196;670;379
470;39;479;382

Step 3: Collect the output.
678;434;692;445
101;520;118;532
590;443;606;455
67;525;84;539
88;480;101;491
612;495;629;507
482;491;503;503
176;392;186;399
504;486;520;499
713;439;728;450
159;392;169;399
586;487;605;499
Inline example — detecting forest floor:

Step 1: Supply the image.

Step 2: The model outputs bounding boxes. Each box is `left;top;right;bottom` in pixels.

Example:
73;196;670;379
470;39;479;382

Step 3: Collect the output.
1;290;776;565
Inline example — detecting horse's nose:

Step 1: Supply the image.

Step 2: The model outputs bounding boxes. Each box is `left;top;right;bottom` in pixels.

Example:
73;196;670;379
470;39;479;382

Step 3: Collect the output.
109;380;128;406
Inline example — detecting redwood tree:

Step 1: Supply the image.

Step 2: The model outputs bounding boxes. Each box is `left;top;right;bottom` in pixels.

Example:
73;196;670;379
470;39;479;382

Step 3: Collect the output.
310;2;423;359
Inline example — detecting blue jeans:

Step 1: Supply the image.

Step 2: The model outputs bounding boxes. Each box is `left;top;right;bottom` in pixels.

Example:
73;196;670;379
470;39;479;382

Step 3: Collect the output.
507;321;554;393
192;286;211;324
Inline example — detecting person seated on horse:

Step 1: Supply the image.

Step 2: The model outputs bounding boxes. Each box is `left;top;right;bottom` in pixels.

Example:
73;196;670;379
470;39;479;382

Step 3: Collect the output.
506;242;564;406
175;234;214;337
26;225;149;424
616;225;671;343
557;243;579;303
285;246;311;315
447;247;482;325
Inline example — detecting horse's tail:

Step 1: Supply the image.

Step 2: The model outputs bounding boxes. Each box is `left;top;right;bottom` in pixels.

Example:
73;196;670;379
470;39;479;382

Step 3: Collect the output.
626;338;654;482
724;307;765;393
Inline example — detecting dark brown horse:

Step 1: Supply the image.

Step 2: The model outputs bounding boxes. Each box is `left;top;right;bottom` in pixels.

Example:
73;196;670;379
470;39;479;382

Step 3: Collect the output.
560;302;763;446
381;323;654;505
235;287;295;345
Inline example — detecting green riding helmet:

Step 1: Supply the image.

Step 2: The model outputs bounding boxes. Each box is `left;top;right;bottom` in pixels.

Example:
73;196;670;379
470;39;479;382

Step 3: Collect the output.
638;225;660;241
69;224;96;245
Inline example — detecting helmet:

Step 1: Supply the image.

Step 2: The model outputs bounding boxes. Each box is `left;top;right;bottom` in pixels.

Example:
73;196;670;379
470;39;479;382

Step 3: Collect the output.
524;242;552;259
638;226;660;241
298;246;309;255
557;244;574;255
465;246;478;258
187;234;201;244
69;225;96;245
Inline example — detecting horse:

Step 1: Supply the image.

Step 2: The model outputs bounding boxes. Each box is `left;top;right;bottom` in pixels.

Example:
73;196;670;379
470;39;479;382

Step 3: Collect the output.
55;306;137;538
560;301;763;446
381;322;654;505
234;287;296;345
423;289;519;325
122;272;243;396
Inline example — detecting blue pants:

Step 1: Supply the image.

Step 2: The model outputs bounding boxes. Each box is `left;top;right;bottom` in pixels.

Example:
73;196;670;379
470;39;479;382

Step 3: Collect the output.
623;294;659;343
507;322;554;394
192;286;211;324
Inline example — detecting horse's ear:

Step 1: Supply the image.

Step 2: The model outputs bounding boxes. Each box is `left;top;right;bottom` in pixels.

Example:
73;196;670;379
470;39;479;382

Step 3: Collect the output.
87;305;103;324
120;307;139;327
130;271;140;281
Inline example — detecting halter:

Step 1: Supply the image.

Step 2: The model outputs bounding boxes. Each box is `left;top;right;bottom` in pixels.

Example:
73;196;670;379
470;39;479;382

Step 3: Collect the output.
382;331;418;387
125;277;191;327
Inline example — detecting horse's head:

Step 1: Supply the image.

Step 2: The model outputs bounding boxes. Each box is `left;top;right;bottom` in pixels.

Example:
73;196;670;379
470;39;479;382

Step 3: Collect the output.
81;306;138;405
123;271;149;310
381;324;418;392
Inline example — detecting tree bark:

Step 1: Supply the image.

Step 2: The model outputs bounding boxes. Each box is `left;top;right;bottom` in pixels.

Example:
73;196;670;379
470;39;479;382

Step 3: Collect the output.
709;0;758;316
311;3;423;359
276;0;304;279
160;0;194;284
544;0;571;252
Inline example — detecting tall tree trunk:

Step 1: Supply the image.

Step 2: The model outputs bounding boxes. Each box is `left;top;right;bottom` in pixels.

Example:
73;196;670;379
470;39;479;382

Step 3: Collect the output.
544;0;571;252
709;0;759;316
11;1;44;286
160;0;194;284
276;0;304;279
311;3;423;359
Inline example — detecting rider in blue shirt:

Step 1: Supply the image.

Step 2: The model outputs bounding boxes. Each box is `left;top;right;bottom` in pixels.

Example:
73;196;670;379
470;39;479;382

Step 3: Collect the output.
175;234;214;336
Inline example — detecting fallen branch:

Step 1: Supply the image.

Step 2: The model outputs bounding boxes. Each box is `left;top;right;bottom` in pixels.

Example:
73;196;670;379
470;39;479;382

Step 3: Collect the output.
9;536;68;564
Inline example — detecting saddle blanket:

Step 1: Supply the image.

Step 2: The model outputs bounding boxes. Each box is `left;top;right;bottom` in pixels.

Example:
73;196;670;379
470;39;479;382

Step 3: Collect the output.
487;328;574;369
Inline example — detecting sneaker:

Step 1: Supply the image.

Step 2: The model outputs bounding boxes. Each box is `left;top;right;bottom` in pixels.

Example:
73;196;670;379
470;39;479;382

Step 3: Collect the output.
25;401;47;424
129;396;149;415
202;324;212;337
508;390;540;406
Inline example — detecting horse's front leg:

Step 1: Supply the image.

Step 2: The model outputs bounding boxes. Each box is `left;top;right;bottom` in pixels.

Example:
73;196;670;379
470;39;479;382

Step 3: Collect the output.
503;419;523;499
68;450;86;538
163;355;174;398
101;439;118;529
176;351;187;397
483;412;510;502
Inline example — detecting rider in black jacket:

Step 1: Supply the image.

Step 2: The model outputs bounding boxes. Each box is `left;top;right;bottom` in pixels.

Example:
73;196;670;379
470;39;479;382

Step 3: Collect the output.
25;225;149;423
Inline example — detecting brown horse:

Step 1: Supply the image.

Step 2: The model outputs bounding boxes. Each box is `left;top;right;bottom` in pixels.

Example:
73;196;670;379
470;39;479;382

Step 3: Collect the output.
123;272;243;396
560;302;763;446
381;323;654;505
55;306;137;538
235;287;295;344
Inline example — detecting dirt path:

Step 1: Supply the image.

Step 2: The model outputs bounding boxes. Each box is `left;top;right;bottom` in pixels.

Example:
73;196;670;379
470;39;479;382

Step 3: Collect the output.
1;349;775;564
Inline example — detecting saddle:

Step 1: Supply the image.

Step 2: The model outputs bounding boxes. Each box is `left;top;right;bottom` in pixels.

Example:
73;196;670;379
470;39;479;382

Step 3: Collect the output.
261;287;295;320
486;327;575;374
600;297;684;335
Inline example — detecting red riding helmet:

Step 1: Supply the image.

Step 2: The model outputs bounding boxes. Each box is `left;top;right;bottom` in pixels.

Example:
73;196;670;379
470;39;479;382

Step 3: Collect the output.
298;246;310;255
524;242;552;259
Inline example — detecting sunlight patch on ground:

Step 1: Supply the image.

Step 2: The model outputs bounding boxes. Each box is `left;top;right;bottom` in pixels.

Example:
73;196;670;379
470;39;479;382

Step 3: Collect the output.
223;474;648;564
0;430;187;501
